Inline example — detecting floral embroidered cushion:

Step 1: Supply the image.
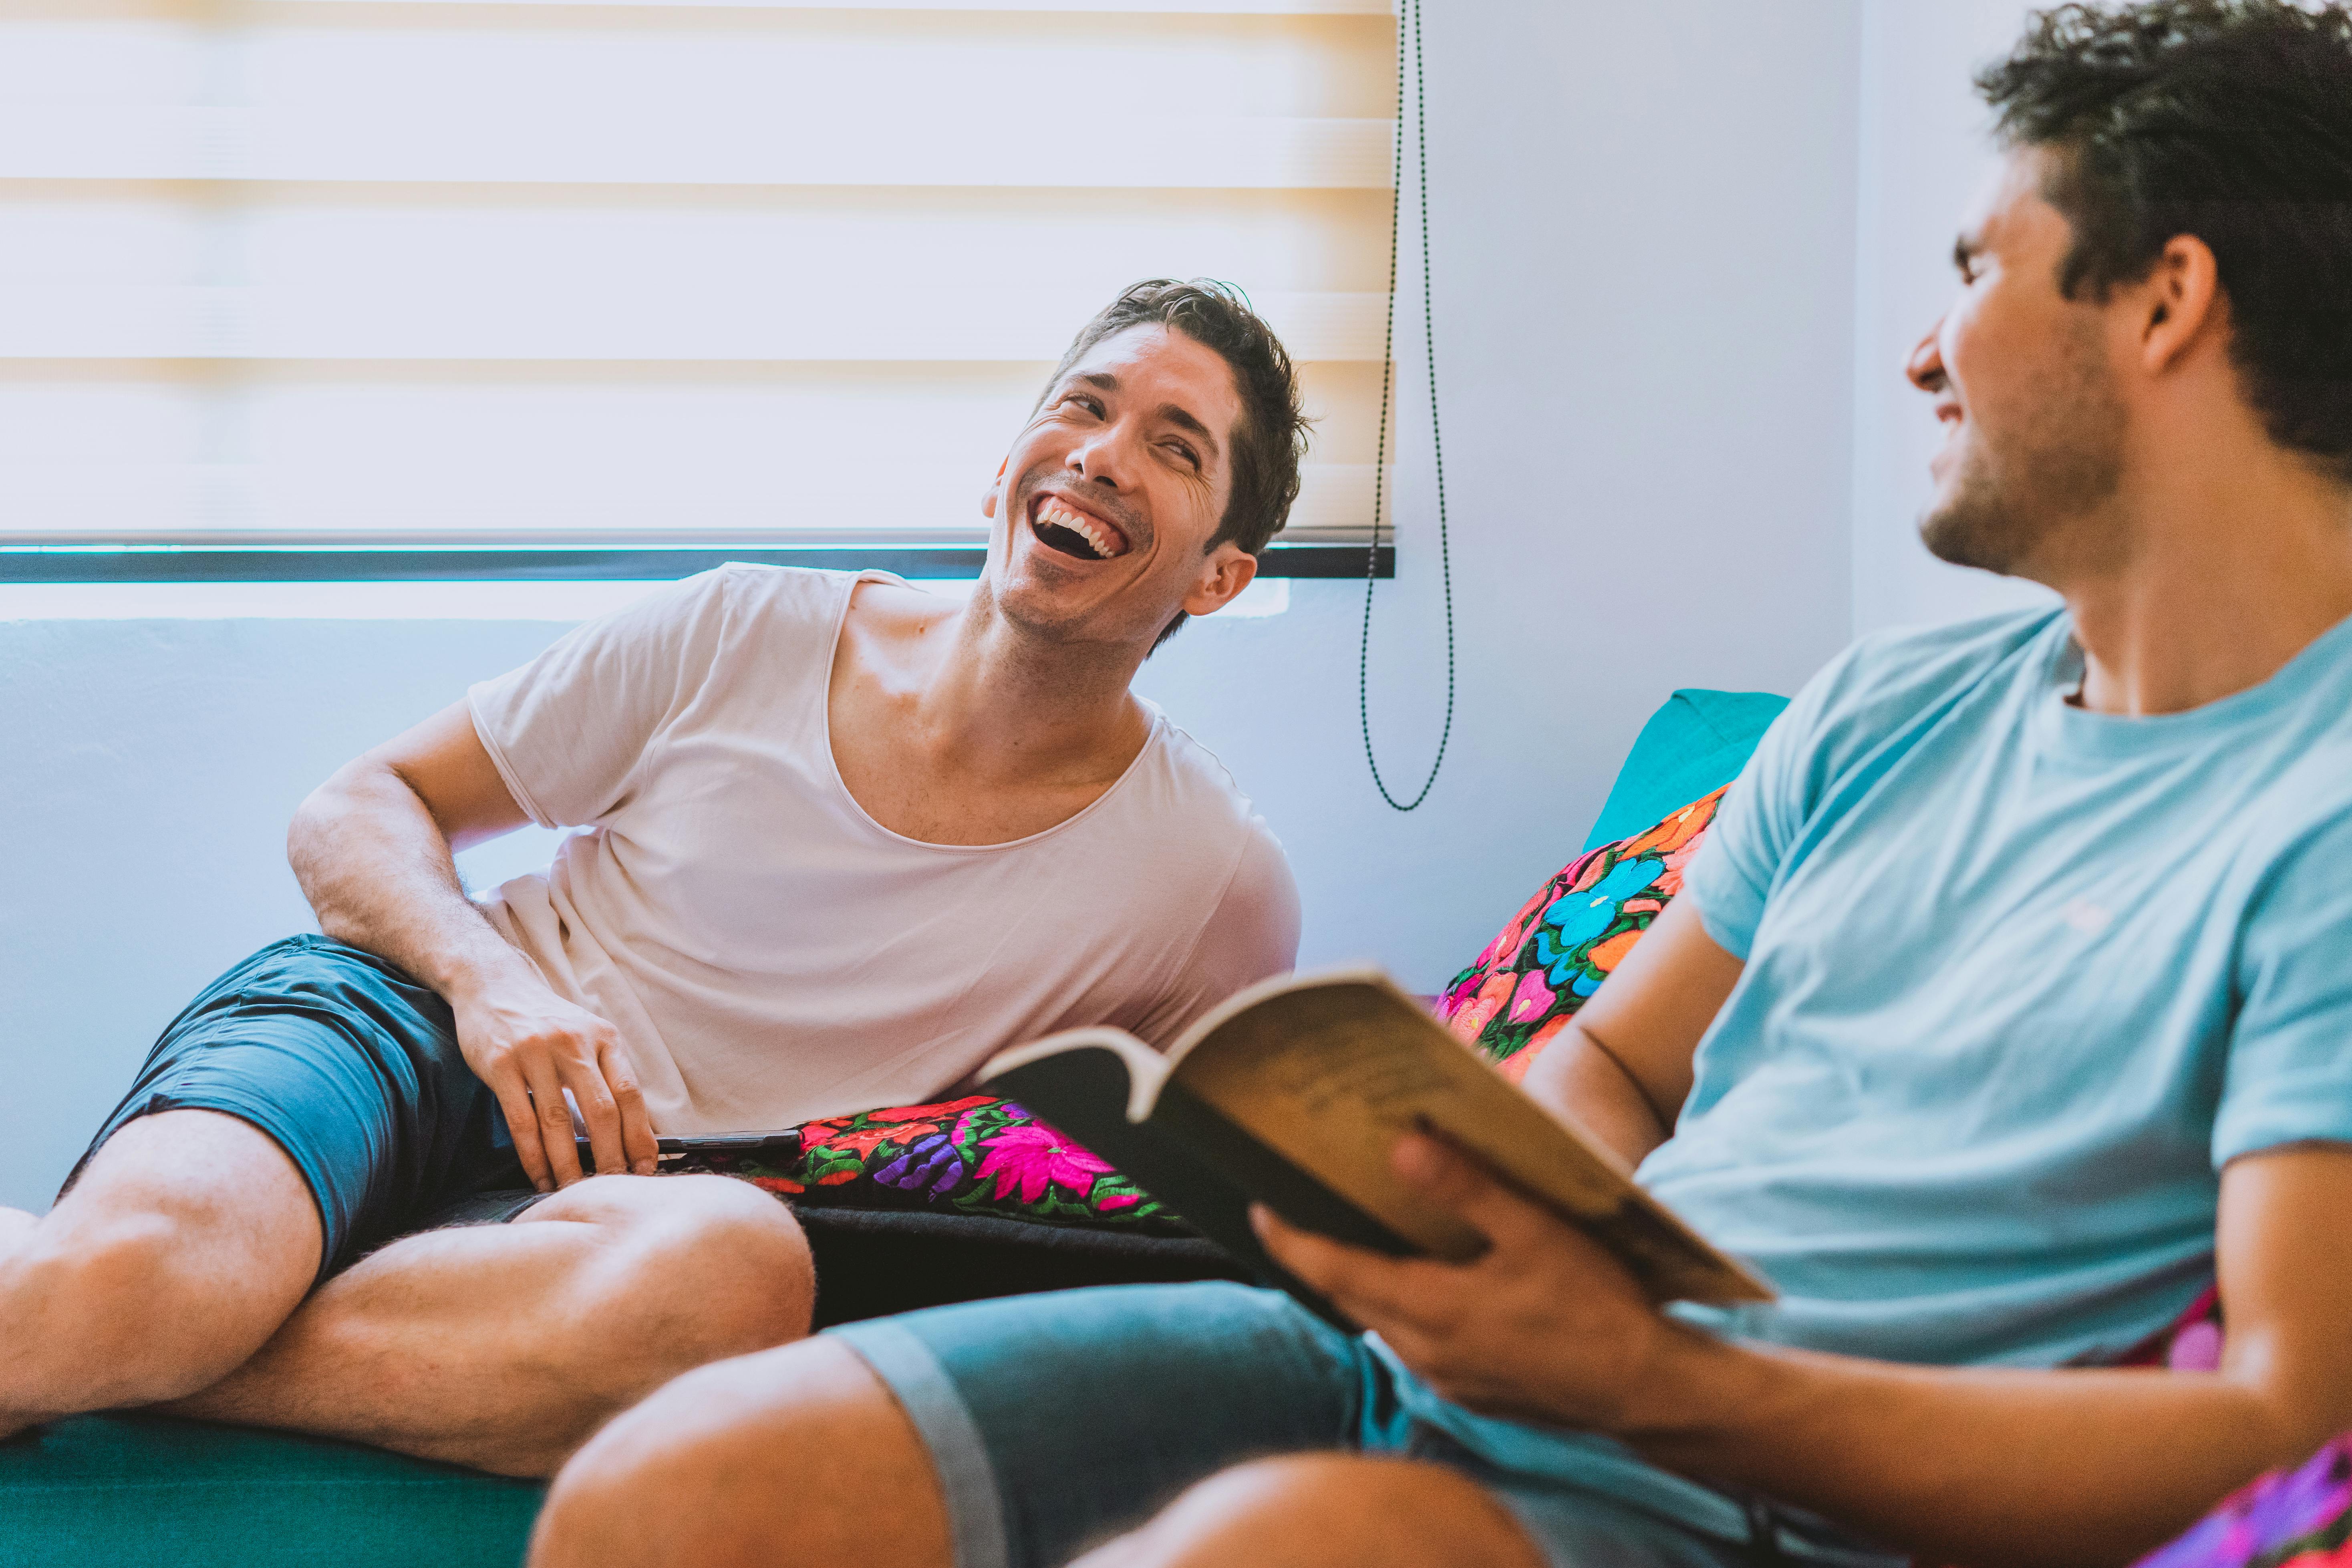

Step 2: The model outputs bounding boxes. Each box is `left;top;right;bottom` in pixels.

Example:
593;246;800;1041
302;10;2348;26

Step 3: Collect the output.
674;1094;1191;1233
1436;786;1727;1081
2135;1427;2352;1568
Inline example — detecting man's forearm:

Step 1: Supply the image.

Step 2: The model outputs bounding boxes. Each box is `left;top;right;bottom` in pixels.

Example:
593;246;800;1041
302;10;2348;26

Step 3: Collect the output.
1621;1325;2310;1567
288;763;536;1004
1520;1024;1675;1169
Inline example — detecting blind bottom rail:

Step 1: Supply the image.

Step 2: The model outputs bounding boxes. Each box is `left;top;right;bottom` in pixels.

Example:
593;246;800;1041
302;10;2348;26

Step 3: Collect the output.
0;543;1394;584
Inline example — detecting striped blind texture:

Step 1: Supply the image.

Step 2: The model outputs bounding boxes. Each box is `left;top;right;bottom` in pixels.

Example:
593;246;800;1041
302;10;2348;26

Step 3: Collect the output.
0;0;1397;574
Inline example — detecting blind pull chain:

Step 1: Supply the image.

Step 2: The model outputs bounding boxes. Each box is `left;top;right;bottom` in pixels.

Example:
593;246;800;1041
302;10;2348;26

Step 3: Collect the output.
1358;0;1456;813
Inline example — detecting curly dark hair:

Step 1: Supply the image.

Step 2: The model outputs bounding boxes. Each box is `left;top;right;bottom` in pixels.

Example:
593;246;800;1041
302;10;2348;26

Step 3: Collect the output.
1978;0;2352;483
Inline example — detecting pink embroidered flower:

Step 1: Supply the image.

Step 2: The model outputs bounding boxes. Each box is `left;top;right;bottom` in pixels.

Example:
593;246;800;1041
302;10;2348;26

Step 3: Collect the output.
1446;971;1516;1044
1507;970;1557;1024
975;1121;1113;1204
1656;833;1708;897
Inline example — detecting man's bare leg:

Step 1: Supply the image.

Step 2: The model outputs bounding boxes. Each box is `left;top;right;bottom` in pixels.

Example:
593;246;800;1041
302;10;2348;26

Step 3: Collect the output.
531;1337;952;1568
0;1111;322;1442
169;1170;814;1476
0;1108;815;1476
1068;1455;1549;1568
530;1341;1549;1568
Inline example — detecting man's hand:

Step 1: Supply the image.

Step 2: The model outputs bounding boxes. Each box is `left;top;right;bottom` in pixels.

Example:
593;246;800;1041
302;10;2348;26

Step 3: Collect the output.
1252;1133;1707;1436
292;700;663;1193
451;972;660;1191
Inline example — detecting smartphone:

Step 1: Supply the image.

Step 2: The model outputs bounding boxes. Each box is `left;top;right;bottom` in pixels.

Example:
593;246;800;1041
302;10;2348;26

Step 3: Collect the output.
574;1129;804;1172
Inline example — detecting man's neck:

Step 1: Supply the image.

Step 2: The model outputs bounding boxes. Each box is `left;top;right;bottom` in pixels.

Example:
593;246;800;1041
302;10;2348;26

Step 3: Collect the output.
888;583;1150;786
2042;428;2352;717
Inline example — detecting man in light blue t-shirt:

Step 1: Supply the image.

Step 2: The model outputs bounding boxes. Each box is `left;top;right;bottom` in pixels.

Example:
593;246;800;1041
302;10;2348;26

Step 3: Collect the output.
528;5;2352;1567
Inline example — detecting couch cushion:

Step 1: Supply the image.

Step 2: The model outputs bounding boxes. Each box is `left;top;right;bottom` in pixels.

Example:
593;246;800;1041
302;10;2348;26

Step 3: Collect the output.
0;1413;543;1565
685;1093;1196;1235
1581;688;1788;852
1440;786;1728;1077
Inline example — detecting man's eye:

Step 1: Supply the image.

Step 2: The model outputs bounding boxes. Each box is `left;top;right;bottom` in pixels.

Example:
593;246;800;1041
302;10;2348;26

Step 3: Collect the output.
1061;394;1101;416
1166;442;1200;469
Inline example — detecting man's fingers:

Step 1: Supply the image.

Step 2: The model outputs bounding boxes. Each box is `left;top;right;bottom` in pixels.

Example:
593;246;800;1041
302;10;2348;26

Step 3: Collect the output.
1252;1204;1460;1334
488;1067;555;1193
563;1057;626;1180
526;1057;588;1188
1392;1132;1555;1255
599;1039;659;1176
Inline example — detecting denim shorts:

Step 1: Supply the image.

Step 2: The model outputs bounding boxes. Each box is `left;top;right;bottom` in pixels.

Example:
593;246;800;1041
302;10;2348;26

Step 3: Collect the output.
66;935;538;1282
828;1282;1905;1568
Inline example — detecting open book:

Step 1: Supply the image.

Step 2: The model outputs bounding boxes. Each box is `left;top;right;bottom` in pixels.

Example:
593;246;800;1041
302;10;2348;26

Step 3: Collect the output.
978;968;1773;1326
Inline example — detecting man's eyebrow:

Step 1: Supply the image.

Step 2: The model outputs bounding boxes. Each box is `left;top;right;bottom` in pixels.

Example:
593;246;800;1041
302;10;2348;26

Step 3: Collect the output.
1158;403;1220;458
1079;372;1120;391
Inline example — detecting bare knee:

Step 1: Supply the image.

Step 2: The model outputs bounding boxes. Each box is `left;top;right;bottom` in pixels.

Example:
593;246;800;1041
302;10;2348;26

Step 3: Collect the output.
2;1210;300;1408
555;1175;814;1367
532;1337;946;1568
1082;1454;1547;1568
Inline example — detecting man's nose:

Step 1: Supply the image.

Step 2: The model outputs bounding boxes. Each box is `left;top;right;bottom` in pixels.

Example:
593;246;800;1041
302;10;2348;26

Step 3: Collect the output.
1907;322;1949;394
1066;424;1136;490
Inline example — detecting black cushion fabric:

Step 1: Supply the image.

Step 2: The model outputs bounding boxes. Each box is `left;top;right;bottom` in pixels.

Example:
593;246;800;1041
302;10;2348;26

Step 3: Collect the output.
800;1206;1253;1329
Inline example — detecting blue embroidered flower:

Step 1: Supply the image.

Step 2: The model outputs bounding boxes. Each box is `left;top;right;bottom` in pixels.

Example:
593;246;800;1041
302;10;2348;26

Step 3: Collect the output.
1533;856;1663;984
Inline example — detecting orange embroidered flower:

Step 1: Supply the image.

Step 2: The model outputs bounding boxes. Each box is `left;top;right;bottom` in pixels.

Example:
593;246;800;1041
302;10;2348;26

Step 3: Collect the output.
1588;929;1643;974
1617;788;1726;858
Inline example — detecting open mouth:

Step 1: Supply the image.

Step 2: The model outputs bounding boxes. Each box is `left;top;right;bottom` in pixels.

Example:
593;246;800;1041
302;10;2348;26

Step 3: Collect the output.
1029;495;1131;563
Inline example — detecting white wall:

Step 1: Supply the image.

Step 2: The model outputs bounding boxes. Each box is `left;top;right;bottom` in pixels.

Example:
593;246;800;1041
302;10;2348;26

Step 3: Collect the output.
0;0;1869;1210
1851;0;2062;634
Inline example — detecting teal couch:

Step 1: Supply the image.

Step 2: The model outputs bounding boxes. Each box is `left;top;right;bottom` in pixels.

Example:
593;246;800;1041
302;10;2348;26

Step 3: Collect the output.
0;687;1788;1566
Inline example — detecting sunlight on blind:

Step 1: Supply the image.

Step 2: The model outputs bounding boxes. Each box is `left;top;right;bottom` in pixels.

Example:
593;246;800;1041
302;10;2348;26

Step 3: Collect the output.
0;0;1398;568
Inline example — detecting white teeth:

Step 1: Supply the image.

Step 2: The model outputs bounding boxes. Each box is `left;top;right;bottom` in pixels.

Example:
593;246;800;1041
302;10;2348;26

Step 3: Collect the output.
1038;501;1121;559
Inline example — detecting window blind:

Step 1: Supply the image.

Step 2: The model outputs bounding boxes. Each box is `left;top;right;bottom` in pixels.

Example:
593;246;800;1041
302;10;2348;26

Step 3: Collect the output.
0;0;1398;583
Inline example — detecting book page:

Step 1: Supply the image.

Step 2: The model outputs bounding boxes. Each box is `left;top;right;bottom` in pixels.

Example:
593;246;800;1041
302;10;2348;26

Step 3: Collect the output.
1172;973;1771;1304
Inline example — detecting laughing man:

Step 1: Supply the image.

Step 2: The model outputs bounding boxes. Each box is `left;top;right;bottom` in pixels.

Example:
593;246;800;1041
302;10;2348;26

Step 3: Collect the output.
0;280;1305;1477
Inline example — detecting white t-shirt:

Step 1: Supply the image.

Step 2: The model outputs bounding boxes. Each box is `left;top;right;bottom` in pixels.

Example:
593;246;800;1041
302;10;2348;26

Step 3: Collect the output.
466;564;1300;1134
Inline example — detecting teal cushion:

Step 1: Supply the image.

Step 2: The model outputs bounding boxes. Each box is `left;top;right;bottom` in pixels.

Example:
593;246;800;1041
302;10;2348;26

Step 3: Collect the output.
0;1415;542;1565
1581;688;1790;852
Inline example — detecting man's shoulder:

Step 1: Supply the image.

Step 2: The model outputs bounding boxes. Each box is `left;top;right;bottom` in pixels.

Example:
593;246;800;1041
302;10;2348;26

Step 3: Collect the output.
1126;709;1290;874
1772;606;2067;775
1821;606;2068;711
696;562;873;617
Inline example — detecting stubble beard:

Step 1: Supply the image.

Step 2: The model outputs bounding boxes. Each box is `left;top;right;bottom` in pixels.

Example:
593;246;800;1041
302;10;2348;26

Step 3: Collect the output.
1918;319;2128;577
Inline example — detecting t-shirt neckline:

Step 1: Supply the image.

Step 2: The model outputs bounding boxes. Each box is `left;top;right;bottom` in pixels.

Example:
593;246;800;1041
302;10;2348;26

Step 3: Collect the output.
2034;605;2352;765
816;569;1167;854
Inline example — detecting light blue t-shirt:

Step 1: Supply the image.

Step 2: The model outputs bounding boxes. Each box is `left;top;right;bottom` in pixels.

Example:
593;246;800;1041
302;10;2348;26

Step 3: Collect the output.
1381;606;2352;1524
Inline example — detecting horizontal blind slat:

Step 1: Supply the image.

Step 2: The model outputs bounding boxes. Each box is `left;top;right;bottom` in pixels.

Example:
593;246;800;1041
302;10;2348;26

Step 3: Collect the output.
0;465;1387;536
0;286;1389;361
0;109;1394;189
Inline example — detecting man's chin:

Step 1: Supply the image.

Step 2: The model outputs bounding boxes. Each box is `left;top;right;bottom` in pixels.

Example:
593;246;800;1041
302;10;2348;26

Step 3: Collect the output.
1918;469;2036;576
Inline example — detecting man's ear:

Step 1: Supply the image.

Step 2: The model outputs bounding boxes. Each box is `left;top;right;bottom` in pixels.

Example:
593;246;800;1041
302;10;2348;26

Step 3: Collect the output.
2139;233;2225;375
981;457;1008;519
1182;542;1259;618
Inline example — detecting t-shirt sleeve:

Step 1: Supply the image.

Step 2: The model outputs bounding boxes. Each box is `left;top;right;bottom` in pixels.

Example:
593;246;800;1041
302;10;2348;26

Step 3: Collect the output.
1130;819;1302;1047
2213;806;2352;1166
1682;693;1821;962
467;568;739;829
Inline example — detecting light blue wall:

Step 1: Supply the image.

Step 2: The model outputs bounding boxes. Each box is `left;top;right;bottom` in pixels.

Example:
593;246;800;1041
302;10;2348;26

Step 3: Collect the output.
0;0;1863;1210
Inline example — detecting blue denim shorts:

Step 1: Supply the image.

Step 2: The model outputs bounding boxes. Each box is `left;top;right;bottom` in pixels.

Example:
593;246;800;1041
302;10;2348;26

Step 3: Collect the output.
828;1282;1904;1568
66;935;536;1282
